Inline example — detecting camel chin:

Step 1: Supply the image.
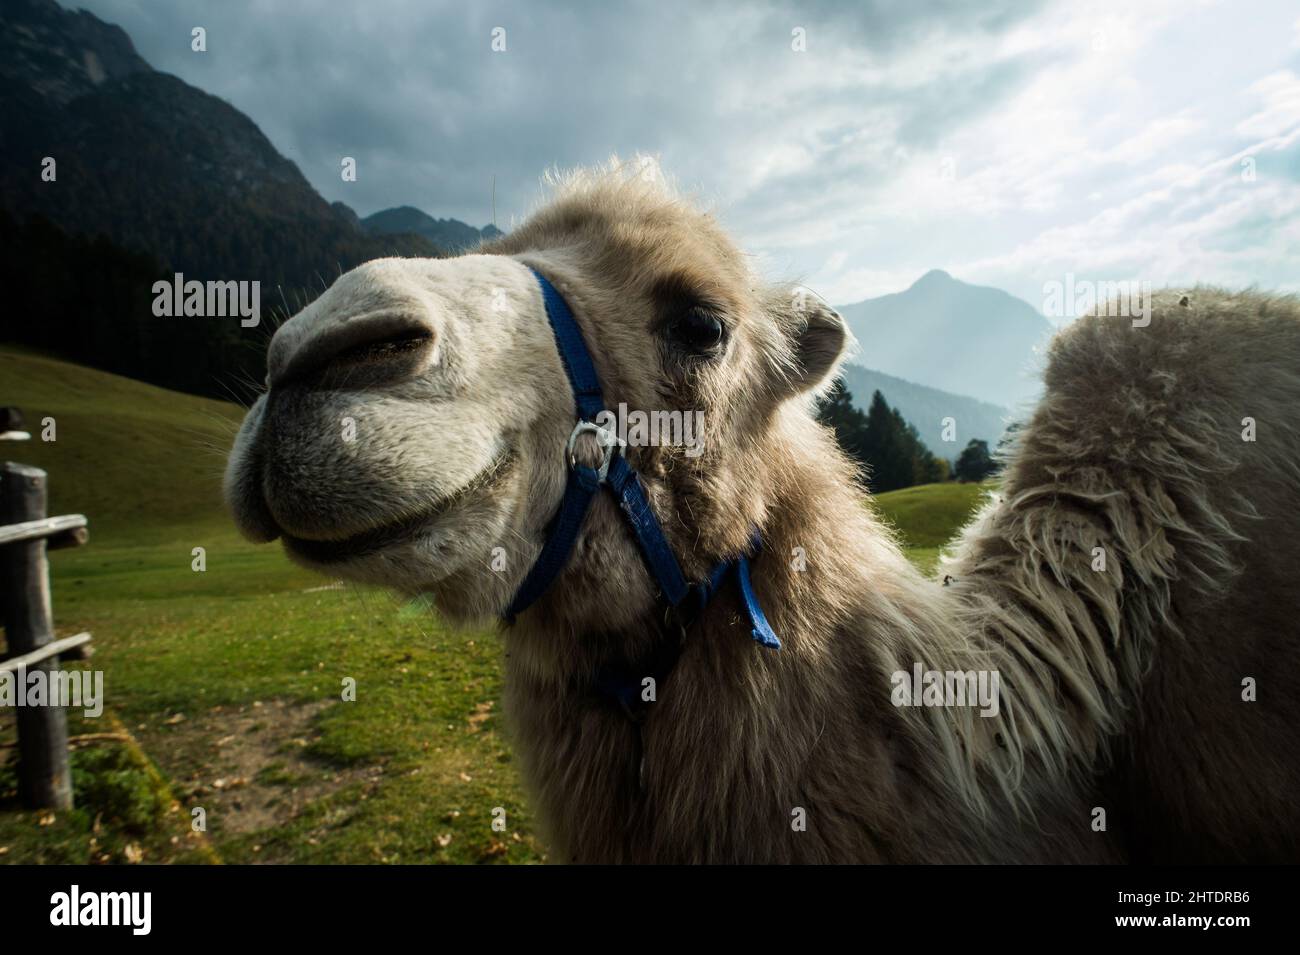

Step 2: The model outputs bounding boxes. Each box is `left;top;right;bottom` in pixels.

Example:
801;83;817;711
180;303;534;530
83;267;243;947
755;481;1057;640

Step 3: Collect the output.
230;406;523;601
279;448;521;597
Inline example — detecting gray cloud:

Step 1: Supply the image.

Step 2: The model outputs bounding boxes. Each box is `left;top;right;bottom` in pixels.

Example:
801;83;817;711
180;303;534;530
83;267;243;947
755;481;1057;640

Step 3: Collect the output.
74;0;1048;224
74;0;1300;306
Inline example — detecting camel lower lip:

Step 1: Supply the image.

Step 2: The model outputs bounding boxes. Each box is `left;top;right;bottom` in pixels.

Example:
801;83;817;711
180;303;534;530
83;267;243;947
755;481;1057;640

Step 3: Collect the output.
278;451;513;563
282;510;439;563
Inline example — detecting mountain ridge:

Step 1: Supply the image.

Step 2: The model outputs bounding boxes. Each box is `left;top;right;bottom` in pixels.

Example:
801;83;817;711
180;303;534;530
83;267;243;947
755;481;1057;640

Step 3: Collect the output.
362;205;503;252
0;0;454;398
838;363;1012;463
835;269;1052;408
0;0;444;297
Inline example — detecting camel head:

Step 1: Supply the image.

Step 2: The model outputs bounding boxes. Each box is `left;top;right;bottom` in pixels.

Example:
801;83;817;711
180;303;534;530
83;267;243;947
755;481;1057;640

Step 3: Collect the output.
225;161;850;630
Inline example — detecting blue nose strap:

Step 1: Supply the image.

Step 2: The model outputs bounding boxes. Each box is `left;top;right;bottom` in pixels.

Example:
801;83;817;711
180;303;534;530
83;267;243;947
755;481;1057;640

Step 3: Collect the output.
504;267;780;651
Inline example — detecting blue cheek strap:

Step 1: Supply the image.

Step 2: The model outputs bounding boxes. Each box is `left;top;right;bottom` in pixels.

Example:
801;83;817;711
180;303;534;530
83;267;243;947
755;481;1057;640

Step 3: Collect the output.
504;268;780;652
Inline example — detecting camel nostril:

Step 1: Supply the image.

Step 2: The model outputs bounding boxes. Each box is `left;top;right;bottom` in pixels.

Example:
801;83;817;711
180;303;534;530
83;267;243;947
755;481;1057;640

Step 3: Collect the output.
272;314;438;390
331;329;434;368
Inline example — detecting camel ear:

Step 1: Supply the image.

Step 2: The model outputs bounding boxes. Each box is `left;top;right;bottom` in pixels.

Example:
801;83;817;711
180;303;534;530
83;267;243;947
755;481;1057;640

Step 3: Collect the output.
782;293;849;397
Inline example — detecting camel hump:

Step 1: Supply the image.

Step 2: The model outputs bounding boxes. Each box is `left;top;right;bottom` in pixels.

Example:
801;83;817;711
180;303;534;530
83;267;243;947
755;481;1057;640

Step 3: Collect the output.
1005;288;1300;860
1038;287;1300;484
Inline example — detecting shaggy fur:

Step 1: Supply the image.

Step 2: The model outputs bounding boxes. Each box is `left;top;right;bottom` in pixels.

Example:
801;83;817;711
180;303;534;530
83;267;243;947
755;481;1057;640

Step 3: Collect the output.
227;159;1300;863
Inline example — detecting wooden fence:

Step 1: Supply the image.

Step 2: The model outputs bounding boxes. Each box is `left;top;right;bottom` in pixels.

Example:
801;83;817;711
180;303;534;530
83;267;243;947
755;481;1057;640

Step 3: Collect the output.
1;423;93;810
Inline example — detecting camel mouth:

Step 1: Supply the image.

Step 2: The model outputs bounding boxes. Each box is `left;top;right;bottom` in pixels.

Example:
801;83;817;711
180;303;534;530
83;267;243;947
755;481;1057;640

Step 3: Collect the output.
280;449;515;564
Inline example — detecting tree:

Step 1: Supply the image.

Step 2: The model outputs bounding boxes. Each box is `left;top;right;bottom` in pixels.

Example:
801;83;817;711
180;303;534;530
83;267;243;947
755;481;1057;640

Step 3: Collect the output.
817;384;946;493
954;439;997;483
814;380;869;460
995;420;1023;461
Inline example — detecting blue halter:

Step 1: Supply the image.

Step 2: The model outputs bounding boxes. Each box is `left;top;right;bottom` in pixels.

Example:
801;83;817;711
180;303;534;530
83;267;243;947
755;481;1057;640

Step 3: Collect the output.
505;268;781;651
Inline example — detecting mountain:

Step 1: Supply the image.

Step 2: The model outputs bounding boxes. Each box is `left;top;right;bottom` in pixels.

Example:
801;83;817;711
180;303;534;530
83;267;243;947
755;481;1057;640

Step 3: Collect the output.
0;0;442;301
362;206;502;252
0;345;245;538
0;0;454;399
1;0;151;104
835;269;1053;409
838;364;1011;463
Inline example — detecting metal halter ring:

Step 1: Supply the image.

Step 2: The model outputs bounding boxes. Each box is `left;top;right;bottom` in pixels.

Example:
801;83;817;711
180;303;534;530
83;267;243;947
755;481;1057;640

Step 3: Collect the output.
566;419;623;483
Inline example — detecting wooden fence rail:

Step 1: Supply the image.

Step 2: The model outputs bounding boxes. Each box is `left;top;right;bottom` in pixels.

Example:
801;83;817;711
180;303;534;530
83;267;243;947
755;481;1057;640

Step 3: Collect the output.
0;632;92;675
0;460;92;810
0;515;88;549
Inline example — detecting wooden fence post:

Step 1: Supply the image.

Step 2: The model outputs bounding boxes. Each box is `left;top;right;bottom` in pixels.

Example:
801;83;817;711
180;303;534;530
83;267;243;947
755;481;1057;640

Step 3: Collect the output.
0;461;73;810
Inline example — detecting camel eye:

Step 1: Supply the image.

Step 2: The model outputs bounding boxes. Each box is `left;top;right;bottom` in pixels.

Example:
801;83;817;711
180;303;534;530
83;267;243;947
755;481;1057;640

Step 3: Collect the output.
668;306;725;354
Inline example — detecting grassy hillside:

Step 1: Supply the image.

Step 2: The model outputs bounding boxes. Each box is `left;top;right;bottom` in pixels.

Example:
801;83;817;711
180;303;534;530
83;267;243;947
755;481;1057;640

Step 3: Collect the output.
0;346;242;541
0;347;542;863
872;480;991;573
1;348;990;864
873;481;990;549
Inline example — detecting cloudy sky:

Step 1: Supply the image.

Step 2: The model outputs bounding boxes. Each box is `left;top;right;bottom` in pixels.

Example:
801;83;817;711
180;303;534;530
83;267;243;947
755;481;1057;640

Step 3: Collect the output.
79;0;1300;309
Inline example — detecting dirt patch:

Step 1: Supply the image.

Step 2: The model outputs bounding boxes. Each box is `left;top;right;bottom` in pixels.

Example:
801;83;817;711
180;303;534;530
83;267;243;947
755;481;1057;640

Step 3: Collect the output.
466;700;494;732
142;699;376;840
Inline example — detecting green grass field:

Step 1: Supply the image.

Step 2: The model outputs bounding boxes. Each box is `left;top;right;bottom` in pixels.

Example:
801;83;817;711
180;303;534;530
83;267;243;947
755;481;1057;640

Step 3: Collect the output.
870;480;990;574
0;346;986;863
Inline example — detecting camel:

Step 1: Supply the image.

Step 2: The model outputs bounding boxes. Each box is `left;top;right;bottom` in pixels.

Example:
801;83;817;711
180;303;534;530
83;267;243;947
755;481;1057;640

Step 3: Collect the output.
225;160;1300;863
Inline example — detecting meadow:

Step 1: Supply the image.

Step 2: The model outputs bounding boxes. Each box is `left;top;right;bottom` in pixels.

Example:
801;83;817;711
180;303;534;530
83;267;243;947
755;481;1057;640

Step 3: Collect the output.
0;347;987;864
